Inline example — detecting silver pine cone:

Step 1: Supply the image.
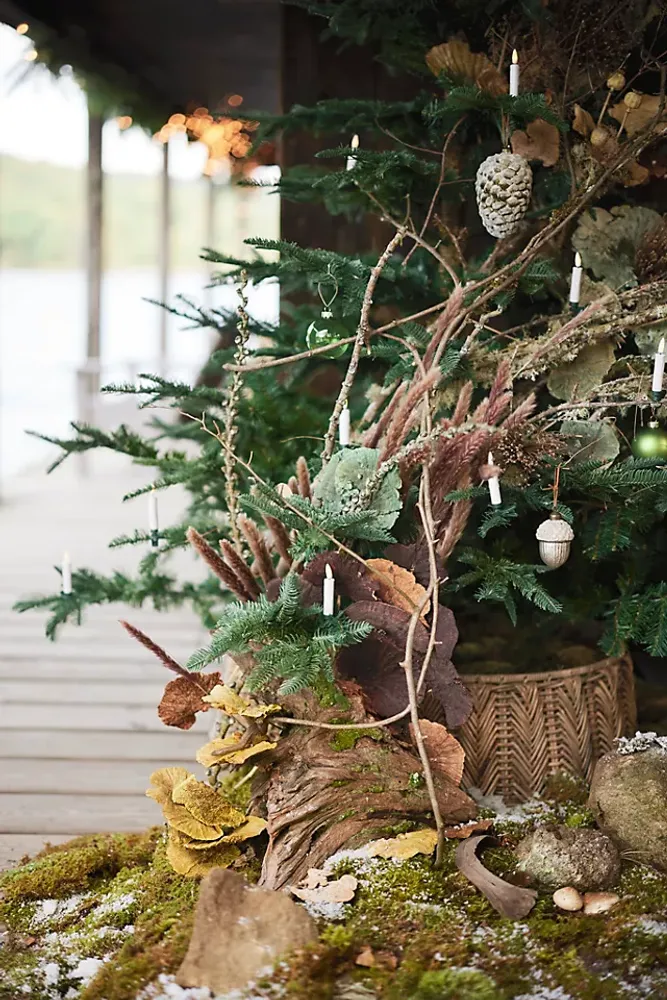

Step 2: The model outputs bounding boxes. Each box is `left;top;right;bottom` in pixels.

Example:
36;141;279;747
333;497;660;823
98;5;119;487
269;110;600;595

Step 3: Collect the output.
475;151;532;238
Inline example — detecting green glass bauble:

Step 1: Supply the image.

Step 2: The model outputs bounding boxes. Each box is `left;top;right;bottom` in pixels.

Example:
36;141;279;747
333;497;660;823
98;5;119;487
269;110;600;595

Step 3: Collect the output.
632;420;667;461
306;309;349;359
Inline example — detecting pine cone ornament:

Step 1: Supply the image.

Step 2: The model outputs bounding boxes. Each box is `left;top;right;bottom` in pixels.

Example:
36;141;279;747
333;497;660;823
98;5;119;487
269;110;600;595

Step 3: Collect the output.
635;219;667;283
475;151;532;238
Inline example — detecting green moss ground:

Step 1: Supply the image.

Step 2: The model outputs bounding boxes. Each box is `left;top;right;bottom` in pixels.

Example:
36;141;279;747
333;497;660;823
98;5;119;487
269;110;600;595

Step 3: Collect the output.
2;786;667;1000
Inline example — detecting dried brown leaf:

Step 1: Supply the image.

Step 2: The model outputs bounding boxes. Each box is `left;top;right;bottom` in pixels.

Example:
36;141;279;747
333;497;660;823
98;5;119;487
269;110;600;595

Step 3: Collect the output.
289;874;358;904
301;552;381;605
425;40;506;96
609;94;667;136
366;558;430;619
157;672;221;730
573;104;595;137
409;719;465;786
355;946;376;968
511;119;560;166
443;819;494;839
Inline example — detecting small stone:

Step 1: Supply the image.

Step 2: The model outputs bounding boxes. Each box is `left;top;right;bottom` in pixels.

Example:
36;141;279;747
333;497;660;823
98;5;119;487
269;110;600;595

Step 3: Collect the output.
589;743;667;872
583;891;620;914
176;868;317;994
515;825;620;891
553;886;584;911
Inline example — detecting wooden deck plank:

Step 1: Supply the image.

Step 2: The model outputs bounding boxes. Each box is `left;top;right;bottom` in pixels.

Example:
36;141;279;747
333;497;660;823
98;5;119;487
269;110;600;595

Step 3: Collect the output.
0;793;161;833
0;834;75;871
0;703;210;733
1;759;203;794
0;661;180;681
0;729;206;760
0;680;168;706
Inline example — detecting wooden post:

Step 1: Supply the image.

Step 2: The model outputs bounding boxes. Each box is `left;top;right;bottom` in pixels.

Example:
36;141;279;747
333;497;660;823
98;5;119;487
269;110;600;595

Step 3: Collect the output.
158;141;171;374
86;104;103;396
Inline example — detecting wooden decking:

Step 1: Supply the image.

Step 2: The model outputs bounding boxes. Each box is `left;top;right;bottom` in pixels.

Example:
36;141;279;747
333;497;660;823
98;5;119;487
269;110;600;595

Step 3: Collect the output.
0;453;210;868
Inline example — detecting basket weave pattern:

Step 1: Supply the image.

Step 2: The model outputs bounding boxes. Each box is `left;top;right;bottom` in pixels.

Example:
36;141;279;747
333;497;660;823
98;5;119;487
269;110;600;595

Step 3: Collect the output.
458;654;636;802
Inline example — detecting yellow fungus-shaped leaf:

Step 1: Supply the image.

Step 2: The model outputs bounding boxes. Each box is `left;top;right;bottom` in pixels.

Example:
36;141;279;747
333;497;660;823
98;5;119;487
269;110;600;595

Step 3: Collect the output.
366;558;430;620
160;798;222;842
366;828;438;859
146;767;191;806
166;831;240;877
221;740;277;764
169;828;227;851
221;815;268;842
202;683;248;714
195;734;242;767
240;702;282;719
171;774;246;829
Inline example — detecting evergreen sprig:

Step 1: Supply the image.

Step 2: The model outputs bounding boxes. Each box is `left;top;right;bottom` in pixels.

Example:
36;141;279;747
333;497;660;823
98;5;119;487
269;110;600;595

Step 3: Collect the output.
186;574;372;695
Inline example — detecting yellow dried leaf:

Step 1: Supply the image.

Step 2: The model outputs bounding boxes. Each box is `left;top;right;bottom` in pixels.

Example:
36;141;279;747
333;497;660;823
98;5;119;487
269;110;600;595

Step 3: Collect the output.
195;734;242;767
426;40;506;96
169;828;226;851
166;831;240;877
221;815;268;842
510;119;560;166
222;740;278;764
609;94;667;136
202;683;248;714
146;767;191;806
366;828;438;859
366;558;430;620
355;946;376;968
240;703;282;719
171;774;246;829
161;798;222;842
573;104;595;137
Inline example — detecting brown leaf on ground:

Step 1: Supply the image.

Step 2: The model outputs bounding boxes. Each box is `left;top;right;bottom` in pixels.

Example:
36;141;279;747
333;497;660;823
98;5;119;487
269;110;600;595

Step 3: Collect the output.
157;672;222;730
355;946;376;968
366;557;430;619
443;819;494;839
409;719;465;786
573;104;595;137
289;874;358;904
455;834;537;919
511;119;560;166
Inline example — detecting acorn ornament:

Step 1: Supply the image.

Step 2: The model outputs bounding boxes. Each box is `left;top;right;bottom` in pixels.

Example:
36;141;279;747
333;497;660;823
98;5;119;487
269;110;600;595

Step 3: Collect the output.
536;511;575;569
475;150;532;238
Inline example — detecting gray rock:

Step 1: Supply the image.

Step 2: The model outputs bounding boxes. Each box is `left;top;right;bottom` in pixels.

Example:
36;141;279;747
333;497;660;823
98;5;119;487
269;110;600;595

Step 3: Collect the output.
590;744;667;872
176;868;318;993
515;825;620;891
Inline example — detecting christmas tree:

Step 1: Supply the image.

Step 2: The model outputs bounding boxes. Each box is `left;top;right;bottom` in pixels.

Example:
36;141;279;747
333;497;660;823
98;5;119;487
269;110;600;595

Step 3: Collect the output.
16;0;667;885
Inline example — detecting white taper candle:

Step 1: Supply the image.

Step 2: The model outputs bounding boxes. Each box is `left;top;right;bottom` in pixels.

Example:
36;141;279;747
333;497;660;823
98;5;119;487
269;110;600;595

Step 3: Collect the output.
509;50;520;97
346;134;359;171
323;563;335;616
569;252;583;305
652;337;666;393
61;551;72;595
148;487;159;532
486;452;502;506
339;403;351;446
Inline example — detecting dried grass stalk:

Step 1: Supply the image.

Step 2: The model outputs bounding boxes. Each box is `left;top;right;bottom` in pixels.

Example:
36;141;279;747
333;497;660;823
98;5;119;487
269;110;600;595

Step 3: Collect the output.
186;526;251;601
220;539;261;600
239;515;276;585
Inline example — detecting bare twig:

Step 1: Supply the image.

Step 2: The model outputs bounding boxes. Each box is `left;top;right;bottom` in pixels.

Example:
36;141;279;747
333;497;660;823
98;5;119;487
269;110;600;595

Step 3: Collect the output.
321;228;406;462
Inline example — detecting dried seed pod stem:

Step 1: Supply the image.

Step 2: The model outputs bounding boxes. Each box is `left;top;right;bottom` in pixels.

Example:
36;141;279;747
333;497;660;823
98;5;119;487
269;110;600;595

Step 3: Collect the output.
120;619;192;680
220;539;261;600
187;526;251;601
239;515;276;585
296;456;312;499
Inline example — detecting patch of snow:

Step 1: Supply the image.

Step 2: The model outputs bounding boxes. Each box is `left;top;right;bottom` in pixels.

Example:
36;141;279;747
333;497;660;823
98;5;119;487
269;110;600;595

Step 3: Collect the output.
95;891;136;916
42;962;60;986
33;893;87;925
514;989;573;1000
70;956;107;984
637;918;667;936
136;971;287;999
468;789;552;823
615;731;667;754
301;898;349;921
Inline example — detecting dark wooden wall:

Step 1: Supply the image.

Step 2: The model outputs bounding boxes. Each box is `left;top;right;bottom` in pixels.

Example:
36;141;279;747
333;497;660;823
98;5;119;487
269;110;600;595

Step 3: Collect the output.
280;6;415;255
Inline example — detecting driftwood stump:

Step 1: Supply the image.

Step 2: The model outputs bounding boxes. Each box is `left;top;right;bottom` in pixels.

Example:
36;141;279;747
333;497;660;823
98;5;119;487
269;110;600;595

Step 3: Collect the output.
255;707;476;889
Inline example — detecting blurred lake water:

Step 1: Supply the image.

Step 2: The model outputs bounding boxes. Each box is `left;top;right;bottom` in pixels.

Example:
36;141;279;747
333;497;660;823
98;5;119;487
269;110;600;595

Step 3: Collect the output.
0;267;278;478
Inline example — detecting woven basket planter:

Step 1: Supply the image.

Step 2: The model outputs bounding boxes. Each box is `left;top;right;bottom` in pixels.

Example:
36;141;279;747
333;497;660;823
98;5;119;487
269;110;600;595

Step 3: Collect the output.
457;654;636;802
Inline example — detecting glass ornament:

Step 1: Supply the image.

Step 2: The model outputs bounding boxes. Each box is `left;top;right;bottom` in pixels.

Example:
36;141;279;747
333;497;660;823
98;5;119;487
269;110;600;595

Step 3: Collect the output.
306;309;349;359
632;420;667;461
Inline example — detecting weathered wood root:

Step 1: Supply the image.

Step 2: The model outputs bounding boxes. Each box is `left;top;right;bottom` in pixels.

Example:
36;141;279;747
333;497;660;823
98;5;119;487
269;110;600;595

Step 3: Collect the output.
257;722;477;889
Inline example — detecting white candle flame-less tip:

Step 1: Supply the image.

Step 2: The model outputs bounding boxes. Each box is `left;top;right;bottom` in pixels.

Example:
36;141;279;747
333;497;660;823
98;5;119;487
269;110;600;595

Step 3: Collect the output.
323;563;335;615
